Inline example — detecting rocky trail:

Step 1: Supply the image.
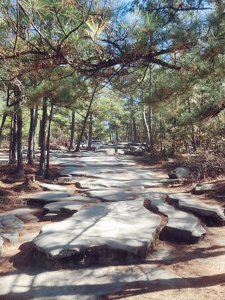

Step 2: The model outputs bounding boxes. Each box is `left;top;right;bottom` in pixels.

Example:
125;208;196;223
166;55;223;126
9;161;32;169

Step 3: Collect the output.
0;149;225;300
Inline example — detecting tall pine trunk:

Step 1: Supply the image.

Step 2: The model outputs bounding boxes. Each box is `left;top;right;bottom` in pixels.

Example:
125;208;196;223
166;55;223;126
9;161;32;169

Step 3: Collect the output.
9;112;18;164
0;112;7;149
38;97;47;177
28;105;38;165
45;102;54;179
142;107;151;152
16;93;24;176
130;98;137;143
76;87;97;152
69;110;75;150
87;112;93;149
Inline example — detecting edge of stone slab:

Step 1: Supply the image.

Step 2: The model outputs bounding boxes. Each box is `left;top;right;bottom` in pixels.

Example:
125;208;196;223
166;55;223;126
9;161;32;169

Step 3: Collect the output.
32;201;162;269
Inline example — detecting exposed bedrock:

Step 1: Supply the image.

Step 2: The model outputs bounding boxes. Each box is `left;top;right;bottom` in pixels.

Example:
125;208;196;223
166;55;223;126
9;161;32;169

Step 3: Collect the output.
167;193;225;226
149;198;206;243
32;200;161;269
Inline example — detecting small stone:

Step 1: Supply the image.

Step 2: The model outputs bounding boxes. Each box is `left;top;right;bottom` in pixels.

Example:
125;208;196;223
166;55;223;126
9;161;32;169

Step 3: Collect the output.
168;167;190;179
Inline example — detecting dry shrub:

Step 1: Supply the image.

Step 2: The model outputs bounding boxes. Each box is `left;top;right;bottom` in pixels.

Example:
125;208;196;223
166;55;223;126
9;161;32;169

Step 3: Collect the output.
179;152;225;182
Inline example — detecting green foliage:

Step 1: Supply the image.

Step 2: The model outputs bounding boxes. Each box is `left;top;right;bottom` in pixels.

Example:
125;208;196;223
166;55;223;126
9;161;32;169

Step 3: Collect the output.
0;0;225;156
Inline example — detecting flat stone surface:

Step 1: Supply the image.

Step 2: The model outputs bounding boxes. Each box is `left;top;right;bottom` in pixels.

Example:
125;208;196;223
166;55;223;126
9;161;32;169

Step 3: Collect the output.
168;193;225;225
21;192;100;205
43;201;85;214
32;200;161;266
0;214;24;231
75;179;163;190
193;182;217;194
11;207;39;222
85;189;137;202
150;199;206;243
39;183;72;192
1;232;19;243
20;191;72;200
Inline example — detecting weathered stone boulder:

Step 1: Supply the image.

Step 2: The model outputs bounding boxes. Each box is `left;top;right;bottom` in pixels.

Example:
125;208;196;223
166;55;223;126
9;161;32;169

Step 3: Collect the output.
86;188;137;202
39;183;72;192
192;182;217;194
21;191;99;206
32;200;161;269
149;199;206;243
168;193;225;225
43;201;85;220
168;167;190;179
0;213;24;255
0;214;24;231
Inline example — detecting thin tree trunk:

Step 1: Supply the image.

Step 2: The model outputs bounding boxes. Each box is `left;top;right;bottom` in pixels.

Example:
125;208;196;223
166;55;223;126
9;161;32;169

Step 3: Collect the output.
76;87;97;152
45;102;54;179
130;98;137;143
148;106;154;151
87;112;93;149
191;126;197;151
28;105;38;165
9;118;14;164
115;128;119;143
9;112;18;164
69;110;75;150
142;107;151;152
38;97;47;176
0;112;7;149
16;93;24;176
171;118;177;158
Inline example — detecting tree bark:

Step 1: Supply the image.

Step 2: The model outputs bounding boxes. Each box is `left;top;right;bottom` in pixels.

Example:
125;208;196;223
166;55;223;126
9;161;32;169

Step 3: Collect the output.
142;107;151;152
170;117;177;158
16;92;24;176
130;98;137;143
45;101;54;179
69;110;75;150
87;112;93;149
0;112;7;149
75;87;97;152
38;97;47;176
9;112;18;164
28;105;38;165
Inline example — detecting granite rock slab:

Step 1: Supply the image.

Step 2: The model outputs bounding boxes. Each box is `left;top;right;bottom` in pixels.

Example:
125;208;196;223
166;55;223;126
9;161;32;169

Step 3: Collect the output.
10;207;39;222
0;213;24;254
150;199;206;243
39;183;72;192
43;201;85;215
85;189;137;202
1;232;19;243
20;191;100;205
0;214;24;231
32;200;161;268
192;182;217;194
168;167;190;179
168;193;225;225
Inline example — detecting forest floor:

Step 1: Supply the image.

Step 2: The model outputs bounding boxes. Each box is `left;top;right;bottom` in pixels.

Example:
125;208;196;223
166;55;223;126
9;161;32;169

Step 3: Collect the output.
0;150;225;300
